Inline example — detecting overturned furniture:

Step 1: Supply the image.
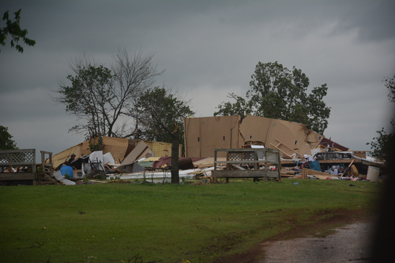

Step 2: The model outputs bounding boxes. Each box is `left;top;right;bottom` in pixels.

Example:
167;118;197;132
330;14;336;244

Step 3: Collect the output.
0;149;62;185
213;148;281;182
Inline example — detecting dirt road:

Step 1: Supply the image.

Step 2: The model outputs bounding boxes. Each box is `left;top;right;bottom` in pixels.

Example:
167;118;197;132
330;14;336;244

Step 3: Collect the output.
261;221;374;263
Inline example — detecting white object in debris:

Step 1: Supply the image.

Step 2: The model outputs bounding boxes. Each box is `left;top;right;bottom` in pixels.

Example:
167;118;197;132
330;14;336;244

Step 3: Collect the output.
251;145;264;148
103;152;115;165
367;166;380;182
304;155;315;162
53;170;76;185
90;151;104;165
111;168;201;181
310;148;321;159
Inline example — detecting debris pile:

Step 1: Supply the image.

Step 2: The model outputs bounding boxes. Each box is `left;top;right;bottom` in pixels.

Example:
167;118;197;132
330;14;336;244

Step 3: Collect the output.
184;115;386;182
0;115;387;185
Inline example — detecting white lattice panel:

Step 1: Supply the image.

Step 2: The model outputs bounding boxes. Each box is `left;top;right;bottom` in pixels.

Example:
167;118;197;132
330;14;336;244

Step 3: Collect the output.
0;150;35;165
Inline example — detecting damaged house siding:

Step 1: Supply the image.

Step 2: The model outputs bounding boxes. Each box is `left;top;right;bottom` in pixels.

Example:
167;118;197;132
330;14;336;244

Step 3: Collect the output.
184;115;324;159
184;116;241;158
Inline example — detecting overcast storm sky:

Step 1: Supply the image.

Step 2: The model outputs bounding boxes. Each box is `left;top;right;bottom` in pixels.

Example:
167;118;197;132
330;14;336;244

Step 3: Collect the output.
1;0;394;157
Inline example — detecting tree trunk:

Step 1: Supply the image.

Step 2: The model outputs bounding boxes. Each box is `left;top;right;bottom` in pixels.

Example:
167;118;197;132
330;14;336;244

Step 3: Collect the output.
171;128;180;184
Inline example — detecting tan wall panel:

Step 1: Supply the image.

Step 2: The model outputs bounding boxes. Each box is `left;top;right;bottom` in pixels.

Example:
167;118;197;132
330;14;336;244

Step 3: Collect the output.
264;119;323;158
80;136;131;164
264;120;296;158
136;139;174;157
102;136;132;163
184;115;324;159
239;115;271;143
184;116;240;157
280;120;323;156
184;118;201;157
52;143;83;168
80;140;91;156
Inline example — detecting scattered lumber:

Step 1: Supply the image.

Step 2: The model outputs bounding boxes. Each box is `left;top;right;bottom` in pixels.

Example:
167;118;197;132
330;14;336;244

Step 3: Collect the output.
301;168;332;180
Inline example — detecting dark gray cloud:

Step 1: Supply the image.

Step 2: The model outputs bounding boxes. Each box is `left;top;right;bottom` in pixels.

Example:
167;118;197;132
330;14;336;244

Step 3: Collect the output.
330;0;395;42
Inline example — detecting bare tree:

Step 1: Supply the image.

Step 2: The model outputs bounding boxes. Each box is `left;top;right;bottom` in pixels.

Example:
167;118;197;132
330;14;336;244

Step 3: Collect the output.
54;49;163;141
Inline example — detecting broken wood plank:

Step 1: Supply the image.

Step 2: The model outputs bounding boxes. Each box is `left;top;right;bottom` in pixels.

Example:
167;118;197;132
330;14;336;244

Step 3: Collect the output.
340;159;355;177
312;174;334;180
0;173;35;180
270;143;293;159
302;168;331;179
229;164;246;170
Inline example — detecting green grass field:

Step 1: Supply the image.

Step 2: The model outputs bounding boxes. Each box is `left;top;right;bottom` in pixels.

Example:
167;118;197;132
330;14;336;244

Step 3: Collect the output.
0;179;382;263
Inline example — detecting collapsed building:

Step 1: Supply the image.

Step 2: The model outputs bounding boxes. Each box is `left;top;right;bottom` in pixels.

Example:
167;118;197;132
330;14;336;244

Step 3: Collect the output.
184;115;324;158
0;115;386;185
0;137;183;185
51;136;181;169
184;115;384;180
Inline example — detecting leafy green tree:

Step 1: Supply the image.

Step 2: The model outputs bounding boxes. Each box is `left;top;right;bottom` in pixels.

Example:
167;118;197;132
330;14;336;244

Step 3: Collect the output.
384;75;395;103
54;50;163;140
1;9;35;53
215;61;331;134
214;93;253;119
367;74;395;163
135;87;194;184
0;126;18;150
57;65;113;139
368;121;395;163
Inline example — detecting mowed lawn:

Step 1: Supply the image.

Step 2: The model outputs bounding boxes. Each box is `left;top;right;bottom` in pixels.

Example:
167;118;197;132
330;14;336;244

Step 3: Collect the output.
0;179;382;263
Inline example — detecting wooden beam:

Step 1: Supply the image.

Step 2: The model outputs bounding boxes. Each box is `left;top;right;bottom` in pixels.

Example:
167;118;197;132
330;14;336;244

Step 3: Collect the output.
302;168;331;179
0;173;35;180
270;143;293;159
214;170;278;178
275;138;299;154
215;160;260;164
340;159;355;177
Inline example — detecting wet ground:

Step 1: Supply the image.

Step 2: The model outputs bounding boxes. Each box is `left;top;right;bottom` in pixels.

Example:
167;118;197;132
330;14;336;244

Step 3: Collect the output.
261;221;374;263
212;210;376;263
